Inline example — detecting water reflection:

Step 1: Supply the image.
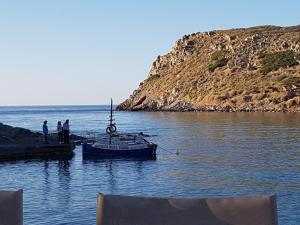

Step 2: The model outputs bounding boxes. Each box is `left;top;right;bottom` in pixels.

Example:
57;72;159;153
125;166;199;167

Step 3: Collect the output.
57;160;71;208
81;158;156;194
42;161;50;205
106;161;116;193
1;107;300;225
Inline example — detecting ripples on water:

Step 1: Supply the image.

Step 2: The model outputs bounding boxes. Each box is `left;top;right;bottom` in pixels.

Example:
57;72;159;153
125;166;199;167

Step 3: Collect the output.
0;106;299;224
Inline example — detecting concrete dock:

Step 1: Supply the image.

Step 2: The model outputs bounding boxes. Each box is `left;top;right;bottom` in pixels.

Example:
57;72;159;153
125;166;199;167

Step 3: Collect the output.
0;143;76;160
0;123;86;161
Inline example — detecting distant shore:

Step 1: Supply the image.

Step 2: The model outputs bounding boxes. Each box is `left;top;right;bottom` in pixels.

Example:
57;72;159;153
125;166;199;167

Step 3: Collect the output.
117;103;300;112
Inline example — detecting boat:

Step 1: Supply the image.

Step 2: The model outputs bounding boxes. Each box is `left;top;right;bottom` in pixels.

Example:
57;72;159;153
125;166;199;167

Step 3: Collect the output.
82;99;157;158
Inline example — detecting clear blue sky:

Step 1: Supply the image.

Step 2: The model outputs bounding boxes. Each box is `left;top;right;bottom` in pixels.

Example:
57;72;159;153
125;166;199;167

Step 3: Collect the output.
0;0;299;105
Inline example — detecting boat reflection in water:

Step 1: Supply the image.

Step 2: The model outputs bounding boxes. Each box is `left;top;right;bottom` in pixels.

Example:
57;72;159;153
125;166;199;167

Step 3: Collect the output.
82;99;157;159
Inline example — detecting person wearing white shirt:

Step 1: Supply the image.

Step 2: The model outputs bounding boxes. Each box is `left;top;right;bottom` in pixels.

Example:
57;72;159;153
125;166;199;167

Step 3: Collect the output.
63;120;70;144
57;121;63;143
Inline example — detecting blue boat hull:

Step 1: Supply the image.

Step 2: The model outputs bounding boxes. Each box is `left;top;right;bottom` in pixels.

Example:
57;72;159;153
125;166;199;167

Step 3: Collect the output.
82;144;157;159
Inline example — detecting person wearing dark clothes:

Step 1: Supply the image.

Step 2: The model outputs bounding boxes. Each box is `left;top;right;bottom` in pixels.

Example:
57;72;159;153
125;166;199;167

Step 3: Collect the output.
42;120;48;144
63;120;70;144
57;121;63;143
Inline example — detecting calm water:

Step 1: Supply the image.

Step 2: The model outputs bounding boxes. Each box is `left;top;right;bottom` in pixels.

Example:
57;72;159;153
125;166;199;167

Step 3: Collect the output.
0;105;299;225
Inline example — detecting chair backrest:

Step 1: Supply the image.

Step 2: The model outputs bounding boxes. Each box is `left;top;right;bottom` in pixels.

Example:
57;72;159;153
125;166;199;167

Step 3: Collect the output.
96;193;277;225
0;189;23;225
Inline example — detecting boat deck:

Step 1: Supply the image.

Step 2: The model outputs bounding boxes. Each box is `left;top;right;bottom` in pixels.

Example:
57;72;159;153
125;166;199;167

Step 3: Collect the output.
90;135;151;150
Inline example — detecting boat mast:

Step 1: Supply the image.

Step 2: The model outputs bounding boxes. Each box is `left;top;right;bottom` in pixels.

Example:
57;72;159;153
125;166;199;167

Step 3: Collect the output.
110;98;113;127
109;98;113;145
106;98;117;145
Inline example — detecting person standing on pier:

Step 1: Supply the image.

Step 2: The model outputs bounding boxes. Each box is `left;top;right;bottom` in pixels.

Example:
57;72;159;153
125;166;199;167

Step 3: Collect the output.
57;121;63;143
42;120;49;144
63;119;70;144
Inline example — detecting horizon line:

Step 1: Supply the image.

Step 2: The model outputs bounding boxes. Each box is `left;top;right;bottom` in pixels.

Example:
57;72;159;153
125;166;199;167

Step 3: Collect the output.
0;104;119;107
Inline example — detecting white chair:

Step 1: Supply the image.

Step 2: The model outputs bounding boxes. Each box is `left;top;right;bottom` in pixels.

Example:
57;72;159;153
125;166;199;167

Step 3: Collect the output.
0;190;23;225
96;193;278;225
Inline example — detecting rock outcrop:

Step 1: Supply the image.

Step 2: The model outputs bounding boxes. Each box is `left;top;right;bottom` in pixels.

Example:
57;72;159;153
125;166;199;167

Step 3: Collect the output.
0;123;84;145
0;123;42;144
117;25;300;112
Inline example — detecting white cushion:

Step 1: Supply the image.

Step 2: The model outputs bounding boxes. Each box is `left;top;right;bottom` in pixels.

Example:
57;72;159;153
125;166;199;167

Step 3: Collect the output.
96;193;278;225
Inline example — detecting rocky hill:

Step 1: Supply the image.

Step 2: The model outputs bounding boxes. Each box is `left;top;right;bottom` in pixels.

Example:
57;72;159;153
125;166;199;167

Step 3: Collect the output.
117;25;300;112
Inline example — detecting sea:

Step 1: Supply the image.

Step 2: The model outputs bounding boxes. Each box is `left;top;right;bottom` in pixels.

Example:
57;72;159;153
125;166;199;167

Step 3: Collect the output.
0;105;299;225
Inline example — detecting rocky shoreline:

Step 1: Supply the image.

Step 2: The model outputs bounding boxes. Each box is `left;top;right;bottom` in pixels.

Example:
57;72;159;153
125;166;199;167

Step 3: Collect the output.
0;123;84;145
0;123;85;160
117;25;300;112
117;103;299;112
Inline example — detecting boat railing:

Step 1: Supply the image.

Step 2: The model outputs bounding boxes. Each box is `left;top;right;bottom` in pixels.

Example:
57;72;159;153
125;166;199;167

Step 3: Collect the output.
93;142;149;150
79;132;152;150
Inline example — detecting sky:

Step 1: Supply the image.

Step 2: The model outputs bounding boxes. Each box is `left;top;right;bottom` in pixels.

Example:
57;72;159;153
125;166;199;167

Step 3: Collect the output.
0;0;300;106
